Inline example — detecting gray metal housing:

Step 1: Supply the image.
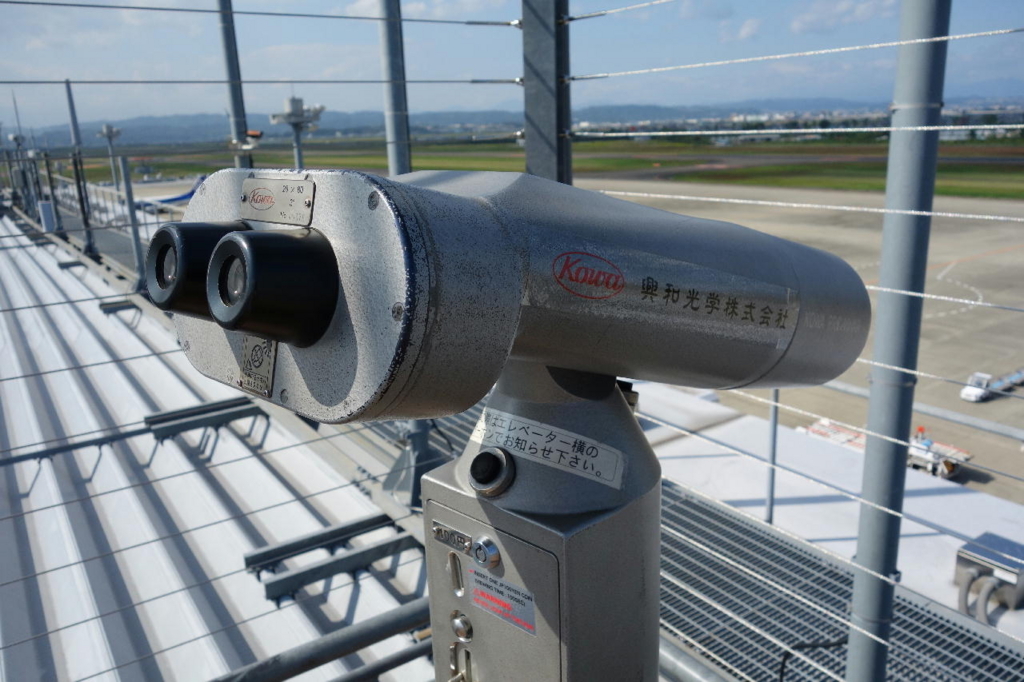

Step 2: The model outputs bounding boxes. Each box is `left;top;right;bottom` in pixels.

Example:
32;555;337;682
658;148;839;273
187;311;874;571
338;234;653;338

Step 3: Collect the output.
175;168;870;423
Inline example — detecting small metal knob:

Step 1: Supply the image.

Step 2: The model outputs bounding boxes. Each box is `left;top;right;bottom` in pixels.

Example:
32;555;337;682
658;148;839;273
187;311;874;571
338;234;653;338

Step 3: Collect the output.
451;613;473;642
471;536;501;569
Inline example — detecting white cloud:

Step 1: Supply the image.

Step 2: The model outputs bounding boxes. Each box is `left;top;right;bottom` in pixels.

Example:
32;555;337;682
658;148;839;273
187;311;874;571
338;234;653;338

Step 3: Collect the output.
790;0;897;35
679;0;733;21
736;17;761;41
716;17;761;43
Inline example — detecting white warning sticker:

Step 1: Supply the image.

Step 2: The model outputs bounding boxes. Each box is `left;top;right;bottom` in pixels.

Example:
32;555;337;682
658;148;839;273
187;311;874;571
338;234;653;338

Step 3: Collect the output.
467;566;537;635
470;408;624;489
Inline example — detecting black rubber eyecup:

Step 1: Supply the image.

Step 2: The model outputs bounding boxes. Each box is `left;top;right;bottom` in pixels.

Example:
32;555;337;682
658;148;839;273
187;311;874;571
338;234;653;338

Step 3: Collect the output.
206;233;256;330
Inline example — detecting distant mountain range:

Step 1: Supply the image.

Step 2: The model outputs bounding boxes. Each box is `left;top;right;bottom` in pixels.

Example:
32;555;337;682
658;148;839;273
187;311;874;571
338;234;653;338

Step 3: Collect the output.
27;96;1023;149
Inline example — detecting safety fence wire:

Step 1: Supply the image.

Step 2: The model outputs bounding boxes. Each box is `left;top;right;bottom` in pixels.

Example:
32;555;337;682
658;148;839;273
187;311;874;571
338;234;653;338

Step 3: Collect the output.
729;390;1024;487
74;554;426;682
639;411;1024;569
0;294;127;314
854;358;1024;403
0;349;183;385
597;190;1024;224
659;483;1024;679
567;0;677;22
661;570;846;682
0;420;400;525
0;506;416;654
0;446;447;591
865;284;1024;314
3;78;523;86
0;0;520;26
0;420;147;457
571;26;1024;80
573;123;1024;137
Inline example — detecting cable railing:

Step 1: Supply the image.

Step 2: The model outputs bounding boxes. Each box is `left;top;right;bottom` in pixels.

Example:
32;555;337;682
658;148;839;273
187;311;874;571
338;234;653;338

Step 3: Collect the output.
571;26;1024;80
598;190;1024;224
0;0;520;26
4;5;1024;681
573;123;1024;138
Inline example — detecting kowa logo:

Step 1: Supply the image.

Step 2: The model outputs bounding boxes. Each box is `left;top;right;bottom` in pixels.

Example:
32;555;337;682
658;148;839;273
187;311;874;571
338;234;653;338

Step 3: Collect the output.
552;251;626;300
248;187;275;210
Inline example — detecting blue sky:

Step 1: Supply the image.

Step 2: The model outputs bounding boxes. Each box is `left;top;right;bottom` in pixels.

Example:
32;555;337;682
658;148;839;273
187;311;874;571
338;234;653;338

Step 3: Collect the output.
1;0;1022;131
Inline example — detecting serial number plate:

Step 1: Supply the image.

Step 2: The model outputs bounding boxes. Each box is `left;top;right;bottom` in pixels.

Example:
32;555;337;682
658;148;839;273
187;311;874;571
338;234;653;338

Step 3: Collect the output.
238;335;277;397
240;178;315;226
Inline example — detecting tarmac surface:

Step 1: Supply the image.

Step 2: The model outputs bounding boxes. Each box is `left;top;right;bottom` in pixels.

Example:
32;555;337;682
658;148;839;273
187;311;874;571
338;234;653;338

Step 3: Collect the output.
577;178;1024;504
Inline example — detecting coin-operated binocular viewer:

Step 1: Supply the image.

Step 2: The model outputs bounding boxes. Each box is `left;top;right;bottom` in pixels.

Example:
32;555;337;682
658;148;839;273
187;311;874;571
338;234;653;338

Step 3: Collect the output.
147;169;869;681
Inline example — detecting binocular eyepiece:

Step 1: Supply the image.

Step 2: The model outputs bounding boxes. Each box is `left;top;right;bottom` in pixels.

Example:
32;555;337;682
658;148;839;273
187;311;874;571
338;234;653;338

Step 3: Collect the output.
146;222;340;347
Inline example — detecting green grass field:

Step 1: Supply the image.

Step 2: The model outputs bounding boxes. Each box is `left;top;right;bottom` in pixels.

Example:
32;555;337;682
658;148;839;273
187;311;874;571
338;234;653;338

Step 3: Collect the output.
669;161;1024;199
74;138;1024;199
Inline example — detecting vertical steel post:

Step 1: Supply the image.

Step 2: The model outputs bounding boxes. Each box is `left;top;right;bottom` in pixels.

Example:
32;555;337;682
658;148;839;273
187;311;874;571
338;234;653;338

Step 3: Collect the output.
846;2;951;680
291;125;304;168
522;0;572;184
218;0;252;169
2;150;13;193
42;152;63;232
71;153;97;255
65;80;91;217
105;137;120;192
765;388;779;524
379;0;412;176
65;79;82;149
118;156;146;290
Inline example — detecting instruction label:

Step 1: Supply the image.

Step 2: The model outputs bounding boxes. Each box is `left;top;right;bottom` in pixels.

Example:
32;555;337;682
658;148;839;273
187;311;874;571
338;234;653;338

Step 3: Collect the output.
471;409;624;489
467;567;537;635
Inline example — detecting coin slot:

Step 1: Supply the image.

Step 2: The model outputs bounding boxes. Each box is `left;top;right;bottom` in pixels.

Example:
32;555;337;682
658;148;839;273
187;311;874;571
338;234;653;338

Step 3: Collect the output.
448;551;465;597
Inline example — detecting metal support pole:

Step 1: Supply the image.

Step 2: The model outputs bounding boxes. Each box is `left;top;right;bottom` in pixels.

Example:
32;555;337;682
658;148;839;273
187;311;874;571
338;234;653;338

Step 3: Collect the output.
65;79;82;149
765;388;779;524
118;156;146;290
378;0;412;176
71;153;97;255
42;153;63;233
217;0;252;169
846;2;951;680
522;0;572;184
330;638;432;682
291;125;303;168
209;596;429;682
2;150;13;194
105;138;119;192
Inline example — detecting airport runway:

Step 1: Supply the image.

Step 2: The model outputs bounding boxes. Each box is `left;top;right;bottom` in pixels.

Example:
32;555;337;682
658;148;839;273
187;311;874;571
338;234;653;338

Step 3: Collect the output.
577;178;1024;503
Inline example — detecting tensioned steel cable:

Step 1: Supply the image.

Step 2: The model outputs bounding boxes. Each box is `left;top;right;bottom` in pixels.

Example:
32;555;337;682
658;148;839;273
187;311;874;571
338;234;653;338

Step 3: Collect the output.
855;358;1024;402
0;421;410;525
573;123;1024;137
2;78;521;85
662;490;1024;669
73;554;427;682
661;571;846;682
0;224;136;240
0;0;519;26
865;284;1024;314
729;389;1024;486
0;293;129;314
0;419;147;456
0;508;414;653
572;26;1024;79
0;446;442;592
598;189;1024;224
661;564;849;680
641;411;1024;568
567;0;676;21
660;522;889;646
0;349;184;385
